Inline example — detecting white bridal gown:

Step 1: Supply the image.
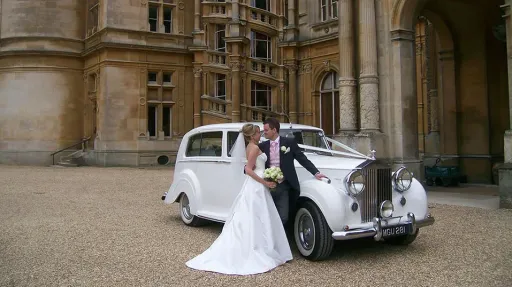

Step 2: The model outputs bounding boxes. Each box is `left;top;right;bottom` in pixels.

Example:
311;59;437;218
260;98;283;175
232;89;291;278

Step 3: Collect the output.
186;153;293;275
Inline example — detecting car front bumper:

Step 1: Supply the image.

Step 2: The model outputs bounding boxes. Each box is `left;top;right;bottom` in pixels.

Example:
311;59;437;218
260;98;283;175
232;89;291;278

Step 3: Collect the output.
331;212;435;241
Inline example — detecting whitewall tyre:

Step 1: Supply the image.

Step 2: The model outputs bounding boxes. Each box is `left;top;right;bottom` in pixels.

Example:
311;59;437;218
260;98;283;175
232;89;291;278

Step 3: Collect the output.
294;201;334;261
179;193;206;227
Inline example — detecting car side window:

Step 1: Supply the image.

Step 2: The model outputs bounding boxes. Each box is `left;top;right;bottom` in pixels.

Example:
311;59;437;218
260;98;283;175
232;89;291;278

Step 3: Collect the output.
186;131;223;157
227;131;239;157
186;134;202;156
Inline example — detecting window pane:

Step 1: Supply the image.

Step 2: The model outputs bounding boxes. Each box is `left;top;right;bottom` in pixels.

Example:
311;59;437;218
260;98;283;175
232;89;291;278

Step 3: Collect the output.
163;73;172;84
332;0;338;18
322;73;334;90
216;25;225;51
186;134;202;156
148;106;157;137
164;22;171;33
254;0;269;11
227;131;239;157
255;41;268;59
216;74;226;97
149;6;158;19
163;106;171;137
199;132;223;157
148;72;157;83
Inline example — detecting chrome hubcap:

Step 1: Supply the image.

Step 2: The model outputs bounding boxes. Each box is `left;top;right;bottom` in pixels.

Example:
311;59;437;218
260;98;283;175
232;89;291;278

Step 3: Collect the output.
181;194;192;220
298;213;315;251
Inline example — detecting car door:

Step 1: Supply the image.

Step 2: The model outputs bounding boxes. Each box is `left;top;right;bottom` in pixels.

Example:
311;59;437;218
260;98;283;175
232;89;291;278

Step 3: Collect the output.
221;131;246;214
192;130;227;220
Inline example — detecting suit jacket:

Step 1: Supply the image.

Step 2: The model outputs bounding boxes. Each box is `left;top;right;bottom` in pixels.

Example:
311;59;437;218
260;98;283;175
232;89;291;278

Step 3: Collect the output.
258;136;319;191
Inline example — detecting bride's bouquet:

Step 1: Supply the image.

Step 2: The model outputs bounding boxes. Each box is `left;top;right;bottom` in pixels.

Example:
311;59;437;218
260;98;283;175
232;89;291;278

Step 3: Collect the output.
263;167;284;192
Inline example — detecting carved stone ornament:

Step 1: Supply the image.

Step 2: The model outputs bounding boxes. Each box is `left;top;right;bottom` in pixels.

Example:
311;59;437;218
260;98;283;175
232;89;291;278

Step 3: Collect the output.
300;63;312;74
141;0;147;7
229;60;241;70
178;1;185;10
193;67;203;77
285;64;298;74
323;60;331;71
359;83;380;130
339;78;357;87
139;97;146;106
339;85;357;130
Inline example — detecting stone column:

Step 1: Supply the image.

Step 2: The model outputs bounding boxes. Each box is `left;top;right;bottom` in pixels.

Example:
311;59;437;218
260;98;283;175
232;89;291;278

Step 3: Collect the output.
230;58;241;122
358;0;380;131
390;29;421;177
286;62;298;123
438;50;458;158
193;65;202;127
285;0;298;41
499;0;512;208
338;0;357;131
194;0;201;31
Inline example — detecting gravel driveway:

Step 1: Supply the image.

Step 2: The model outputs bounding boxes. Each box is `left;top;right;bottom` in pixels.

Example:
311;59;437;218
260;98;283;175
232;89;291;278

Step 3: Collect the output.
0;165;511;287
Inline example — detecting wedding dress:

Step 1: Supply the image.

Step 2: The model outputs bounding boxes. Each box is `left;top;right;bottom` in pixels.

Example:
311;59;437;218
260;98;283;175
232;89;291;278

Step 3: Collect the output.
185;153;293;275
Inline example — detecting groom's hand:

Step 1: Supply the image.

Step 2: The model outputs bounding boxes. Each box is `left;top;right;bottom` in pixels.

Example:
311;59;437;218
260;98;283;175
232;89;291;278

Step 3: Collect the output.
314;172;327;180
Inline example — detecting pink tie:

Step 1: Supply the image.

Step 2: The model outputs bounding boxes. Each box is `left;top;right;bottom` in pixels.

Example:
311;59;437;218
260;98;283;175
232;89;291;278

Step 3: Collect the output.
270;141;279;167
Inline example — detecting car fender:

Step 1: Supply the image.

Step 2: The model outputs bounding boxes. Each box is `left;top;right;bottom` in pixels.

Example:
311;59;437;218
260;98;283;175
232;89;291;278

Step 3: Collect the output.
164;169;201;214
299;179;348;232
392;178;428;219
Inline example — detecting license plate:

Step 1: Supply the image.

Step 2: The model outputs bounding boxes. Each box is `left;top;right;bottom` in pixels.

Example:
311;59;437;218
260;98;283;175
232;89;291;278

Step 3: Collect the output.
382;224;410;238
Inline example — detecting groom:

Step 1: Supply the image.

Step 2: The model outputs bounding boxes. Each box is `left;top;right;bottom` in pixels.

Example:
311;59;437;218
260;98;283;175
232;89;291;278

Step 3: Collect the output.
259;117;326;228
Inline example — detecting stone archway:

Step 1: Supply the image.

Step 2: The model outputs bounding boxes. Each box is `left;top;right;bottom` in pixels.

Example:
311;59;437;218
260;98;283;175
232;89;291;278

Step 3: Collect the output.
414;10;458;168
390;0;509;184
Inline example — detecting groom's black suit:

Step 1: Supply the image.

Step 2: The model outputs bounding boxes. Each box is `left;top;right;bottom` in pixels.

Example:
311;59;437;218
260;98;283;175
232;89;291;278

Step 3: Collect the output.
259;136;319;226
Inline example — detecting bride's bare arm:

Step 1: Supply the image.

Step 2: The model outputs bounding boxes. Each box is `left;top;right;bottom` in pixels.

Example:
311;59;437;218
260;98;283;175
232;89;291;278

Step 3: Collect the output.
244;145;275;189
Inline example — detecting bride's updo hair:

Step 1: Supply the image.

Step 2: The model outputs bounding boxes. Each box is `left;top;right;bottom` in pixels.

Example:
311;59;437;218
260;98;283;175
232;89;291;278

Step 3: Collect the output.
241;124;259;145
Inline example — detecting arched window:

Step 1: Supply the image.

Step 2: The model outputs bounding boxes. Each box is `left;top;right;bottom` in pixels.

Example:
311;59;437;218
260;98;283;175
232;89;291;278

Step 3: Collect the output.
319;72;340;136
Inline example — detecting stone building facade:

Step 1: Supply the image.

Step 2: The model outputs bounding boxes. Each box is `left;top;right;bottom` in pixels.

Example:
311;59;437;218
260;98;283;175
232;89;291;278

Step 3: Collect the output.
1;0;511;204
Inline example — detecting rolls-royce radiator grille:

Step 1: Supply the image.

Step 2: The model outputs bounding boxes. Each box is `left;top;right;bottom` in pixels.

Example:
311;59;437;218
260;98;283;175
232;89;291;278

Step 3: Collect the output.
360;168;392;223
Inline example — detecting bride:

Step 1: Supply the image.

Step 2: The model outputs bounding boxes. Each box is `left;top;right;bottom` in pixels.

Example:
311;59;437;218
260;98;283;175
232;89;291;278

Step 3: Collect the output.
185;123;293;275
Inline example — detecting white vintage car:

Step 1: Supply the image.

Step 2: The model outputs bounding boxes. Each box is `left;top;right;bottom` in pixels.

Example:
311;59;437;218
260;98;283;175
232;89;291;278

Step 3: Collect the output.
163;122;435;261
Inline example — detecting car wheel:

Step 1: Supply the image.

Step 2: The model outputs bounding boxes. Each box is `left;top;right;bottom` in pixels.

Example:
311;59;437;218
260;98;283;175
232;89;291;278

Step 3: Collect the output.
293;201;334;261
385;229;419;245
179;193;207;227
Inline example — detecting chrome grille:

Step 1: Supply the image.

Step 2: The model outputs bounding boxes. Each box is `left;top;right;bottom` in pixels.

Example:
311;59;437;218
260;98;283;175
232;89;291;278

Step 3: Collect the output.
360;167;392;223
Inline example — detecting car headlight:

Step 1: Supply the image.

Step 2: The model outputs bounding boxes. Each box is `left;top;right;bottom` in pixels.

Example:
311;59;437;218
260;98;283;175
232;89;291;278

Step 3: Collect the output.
379;200;394;218
345;170;365;196
393;166;413;192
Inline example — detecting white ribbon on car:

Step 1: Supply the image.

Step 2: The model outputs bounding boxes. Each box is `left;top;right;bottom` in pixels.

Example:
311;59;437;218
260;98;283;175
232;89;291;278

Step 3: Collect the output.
298;136;374;160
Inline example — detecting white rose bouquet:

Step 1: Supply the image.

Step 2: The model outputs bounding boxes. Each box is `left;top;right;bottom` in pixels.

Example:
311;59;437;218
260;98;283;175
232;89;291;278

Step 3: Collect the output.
263;166;284;192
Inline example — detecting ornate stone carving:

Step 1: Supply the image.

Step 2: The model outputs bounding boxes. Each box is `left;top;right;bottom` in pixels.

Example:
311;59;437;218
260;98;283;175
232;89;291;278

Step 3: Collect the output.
359;82;380;131
141;0;147;7
193;67;202;77
339;85;358;131
339;78;357;87
285;64;298;74
139;97;146;106
323;60;331;71
229;60;242;70
178;1;184;9
299;63;311;74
